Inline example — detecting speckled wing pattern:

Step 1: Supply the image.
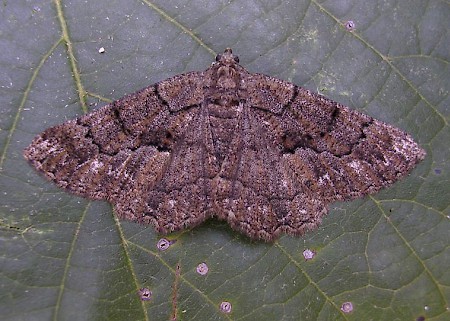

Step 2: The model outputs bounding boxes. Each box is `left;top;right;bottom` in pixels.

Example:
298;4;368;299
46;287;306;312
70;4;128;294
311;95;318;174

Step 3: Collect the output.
24;49;426;241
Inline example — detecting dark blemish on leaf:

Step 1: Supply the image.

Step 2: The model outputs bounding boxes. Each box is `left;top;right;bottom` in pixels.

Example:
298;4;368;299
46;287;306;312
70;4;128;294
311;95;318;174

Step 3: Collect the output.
416;316;425;321
345;20;355;31
434;168;441;175
220;301;232;314
1;222;22;231
196;262;209;275
138;288;152;301
157;238;174;251
170;264;181;321
341;301;353;313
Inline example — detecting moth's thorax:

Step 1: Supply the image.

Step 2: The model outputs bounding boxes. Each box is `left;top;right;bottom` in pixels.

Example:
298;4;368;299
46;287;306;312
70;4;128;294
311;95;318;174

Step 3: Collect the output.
205;63;245;120
205;55;246;162
217;65;239;90
206;62;245;109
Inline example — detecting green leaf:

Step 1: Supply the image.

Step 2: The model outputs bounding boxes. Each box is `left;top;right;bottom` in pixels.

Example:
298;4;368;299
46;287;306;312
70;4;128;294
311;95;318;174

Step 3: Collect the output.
1;0;449;320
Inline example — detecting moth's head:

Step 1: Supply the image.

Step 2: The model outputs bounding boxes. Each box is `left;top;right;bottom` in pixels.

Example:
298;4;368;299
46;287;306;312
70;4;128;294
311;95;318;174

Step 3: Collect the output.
215;48;240;65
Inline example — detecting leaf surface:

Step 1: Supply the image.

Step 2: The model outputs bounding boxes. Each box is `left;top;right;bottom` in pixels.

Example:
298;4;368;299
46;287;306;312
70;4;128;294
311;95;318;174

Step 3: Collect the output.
0;1;449;320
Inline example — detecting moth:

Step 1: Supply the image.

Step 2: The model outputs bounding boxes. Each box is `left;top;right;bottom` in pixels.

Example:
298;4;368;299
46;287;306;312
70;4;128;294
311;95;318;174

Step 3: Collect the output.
24;49;425;241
